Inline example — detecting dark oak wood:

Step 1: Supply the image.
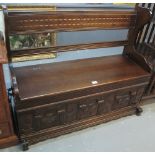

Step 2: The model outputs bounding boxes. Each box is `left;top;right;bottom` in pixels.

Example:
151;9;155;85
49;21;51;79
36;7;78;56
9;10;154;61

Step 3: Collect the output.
6;11;136;35
135;3;155;100
1;5;153;150
0;31;18;148
0;64;18;148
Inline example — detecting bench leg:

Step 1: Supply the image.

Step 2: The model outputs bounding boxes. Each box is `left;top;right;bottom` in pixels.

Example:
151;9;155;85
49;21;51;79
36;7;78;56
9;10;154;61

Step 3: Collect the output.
136;107;143;116
21;139;29;151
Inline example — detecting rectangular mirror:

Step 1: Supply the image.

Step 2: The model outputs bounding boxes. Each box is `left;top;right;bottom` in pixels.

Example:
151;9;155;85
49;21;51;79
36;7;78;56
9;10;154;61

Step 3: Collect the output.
9;32;56;50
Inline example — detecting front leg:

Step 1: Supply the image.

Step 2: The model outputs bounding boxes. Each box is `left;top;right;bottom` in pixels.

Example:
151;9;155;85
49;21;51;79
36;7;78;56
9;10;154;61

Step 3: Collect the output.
21;139;29;151
136;106;143;116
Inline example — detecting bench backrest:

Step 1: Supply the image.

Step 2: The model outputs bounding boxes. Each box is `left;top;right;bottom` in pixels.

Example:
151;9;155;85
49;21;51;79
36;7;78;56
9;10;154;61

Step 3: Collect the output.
2;5;151;62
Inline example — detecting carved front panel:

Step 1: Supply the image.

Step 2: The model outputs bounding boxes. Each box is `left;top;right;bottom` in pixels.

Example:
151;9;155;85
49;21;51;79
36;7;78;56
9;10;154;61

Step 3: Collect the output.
112;88;143;110
17;86;145;134
33;105;66;131
18;113;33;134
97;97;112;115
115;93;131;109
135;88;145;102
33;110;58;131
66;103;77;123
18;105;67;134
78;98;98;120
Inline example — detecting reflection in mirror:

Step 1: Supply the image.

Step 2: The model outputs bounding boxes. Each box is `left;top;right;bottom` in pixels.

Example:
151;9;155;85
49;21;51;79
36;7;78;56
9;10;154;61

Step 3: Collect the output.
9;32;56;50
10;32;57;62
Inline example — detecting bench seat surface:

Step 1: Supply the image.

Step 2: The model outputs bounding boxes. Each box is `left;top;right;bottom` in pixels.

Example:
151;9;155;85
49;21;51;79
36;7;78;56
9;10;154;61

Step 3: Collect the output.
13;55;150;100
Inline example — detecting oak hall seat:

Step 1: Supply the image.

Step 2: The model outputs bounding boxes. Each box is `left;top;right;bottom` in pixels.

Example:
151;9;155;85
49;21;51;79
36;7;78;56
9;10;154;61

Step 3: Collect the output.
1;5;153;150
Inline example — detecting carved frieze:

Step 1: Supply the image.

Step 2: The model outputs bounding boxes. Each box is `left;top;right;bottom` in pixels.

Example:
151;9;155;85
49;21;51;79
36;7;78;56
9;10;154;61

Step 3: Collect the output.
18;88;144;134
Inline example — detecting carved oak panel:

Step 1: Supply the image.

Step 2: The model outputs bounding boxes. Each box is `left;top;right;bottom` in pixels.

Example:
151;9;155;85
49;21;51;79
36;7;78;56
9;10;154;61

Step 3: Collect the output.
77;97;99;120
18;113;33;134
97;96;112;115
66;102;77;123
112;88;143;110
7;11;136;34
17;87;145;135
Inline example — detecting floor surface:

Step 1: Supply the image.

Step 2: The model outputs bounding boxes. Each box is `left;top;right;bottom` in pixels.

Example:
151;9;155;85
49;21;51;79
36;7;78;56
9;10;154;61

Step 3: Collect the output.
1;99;155;152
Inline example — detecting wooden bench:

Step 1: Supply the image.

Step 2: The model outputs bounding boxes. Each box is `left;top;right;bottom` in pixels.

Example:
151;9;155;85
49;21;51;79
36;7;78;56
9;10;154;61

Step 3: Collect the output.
2;5;152;150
